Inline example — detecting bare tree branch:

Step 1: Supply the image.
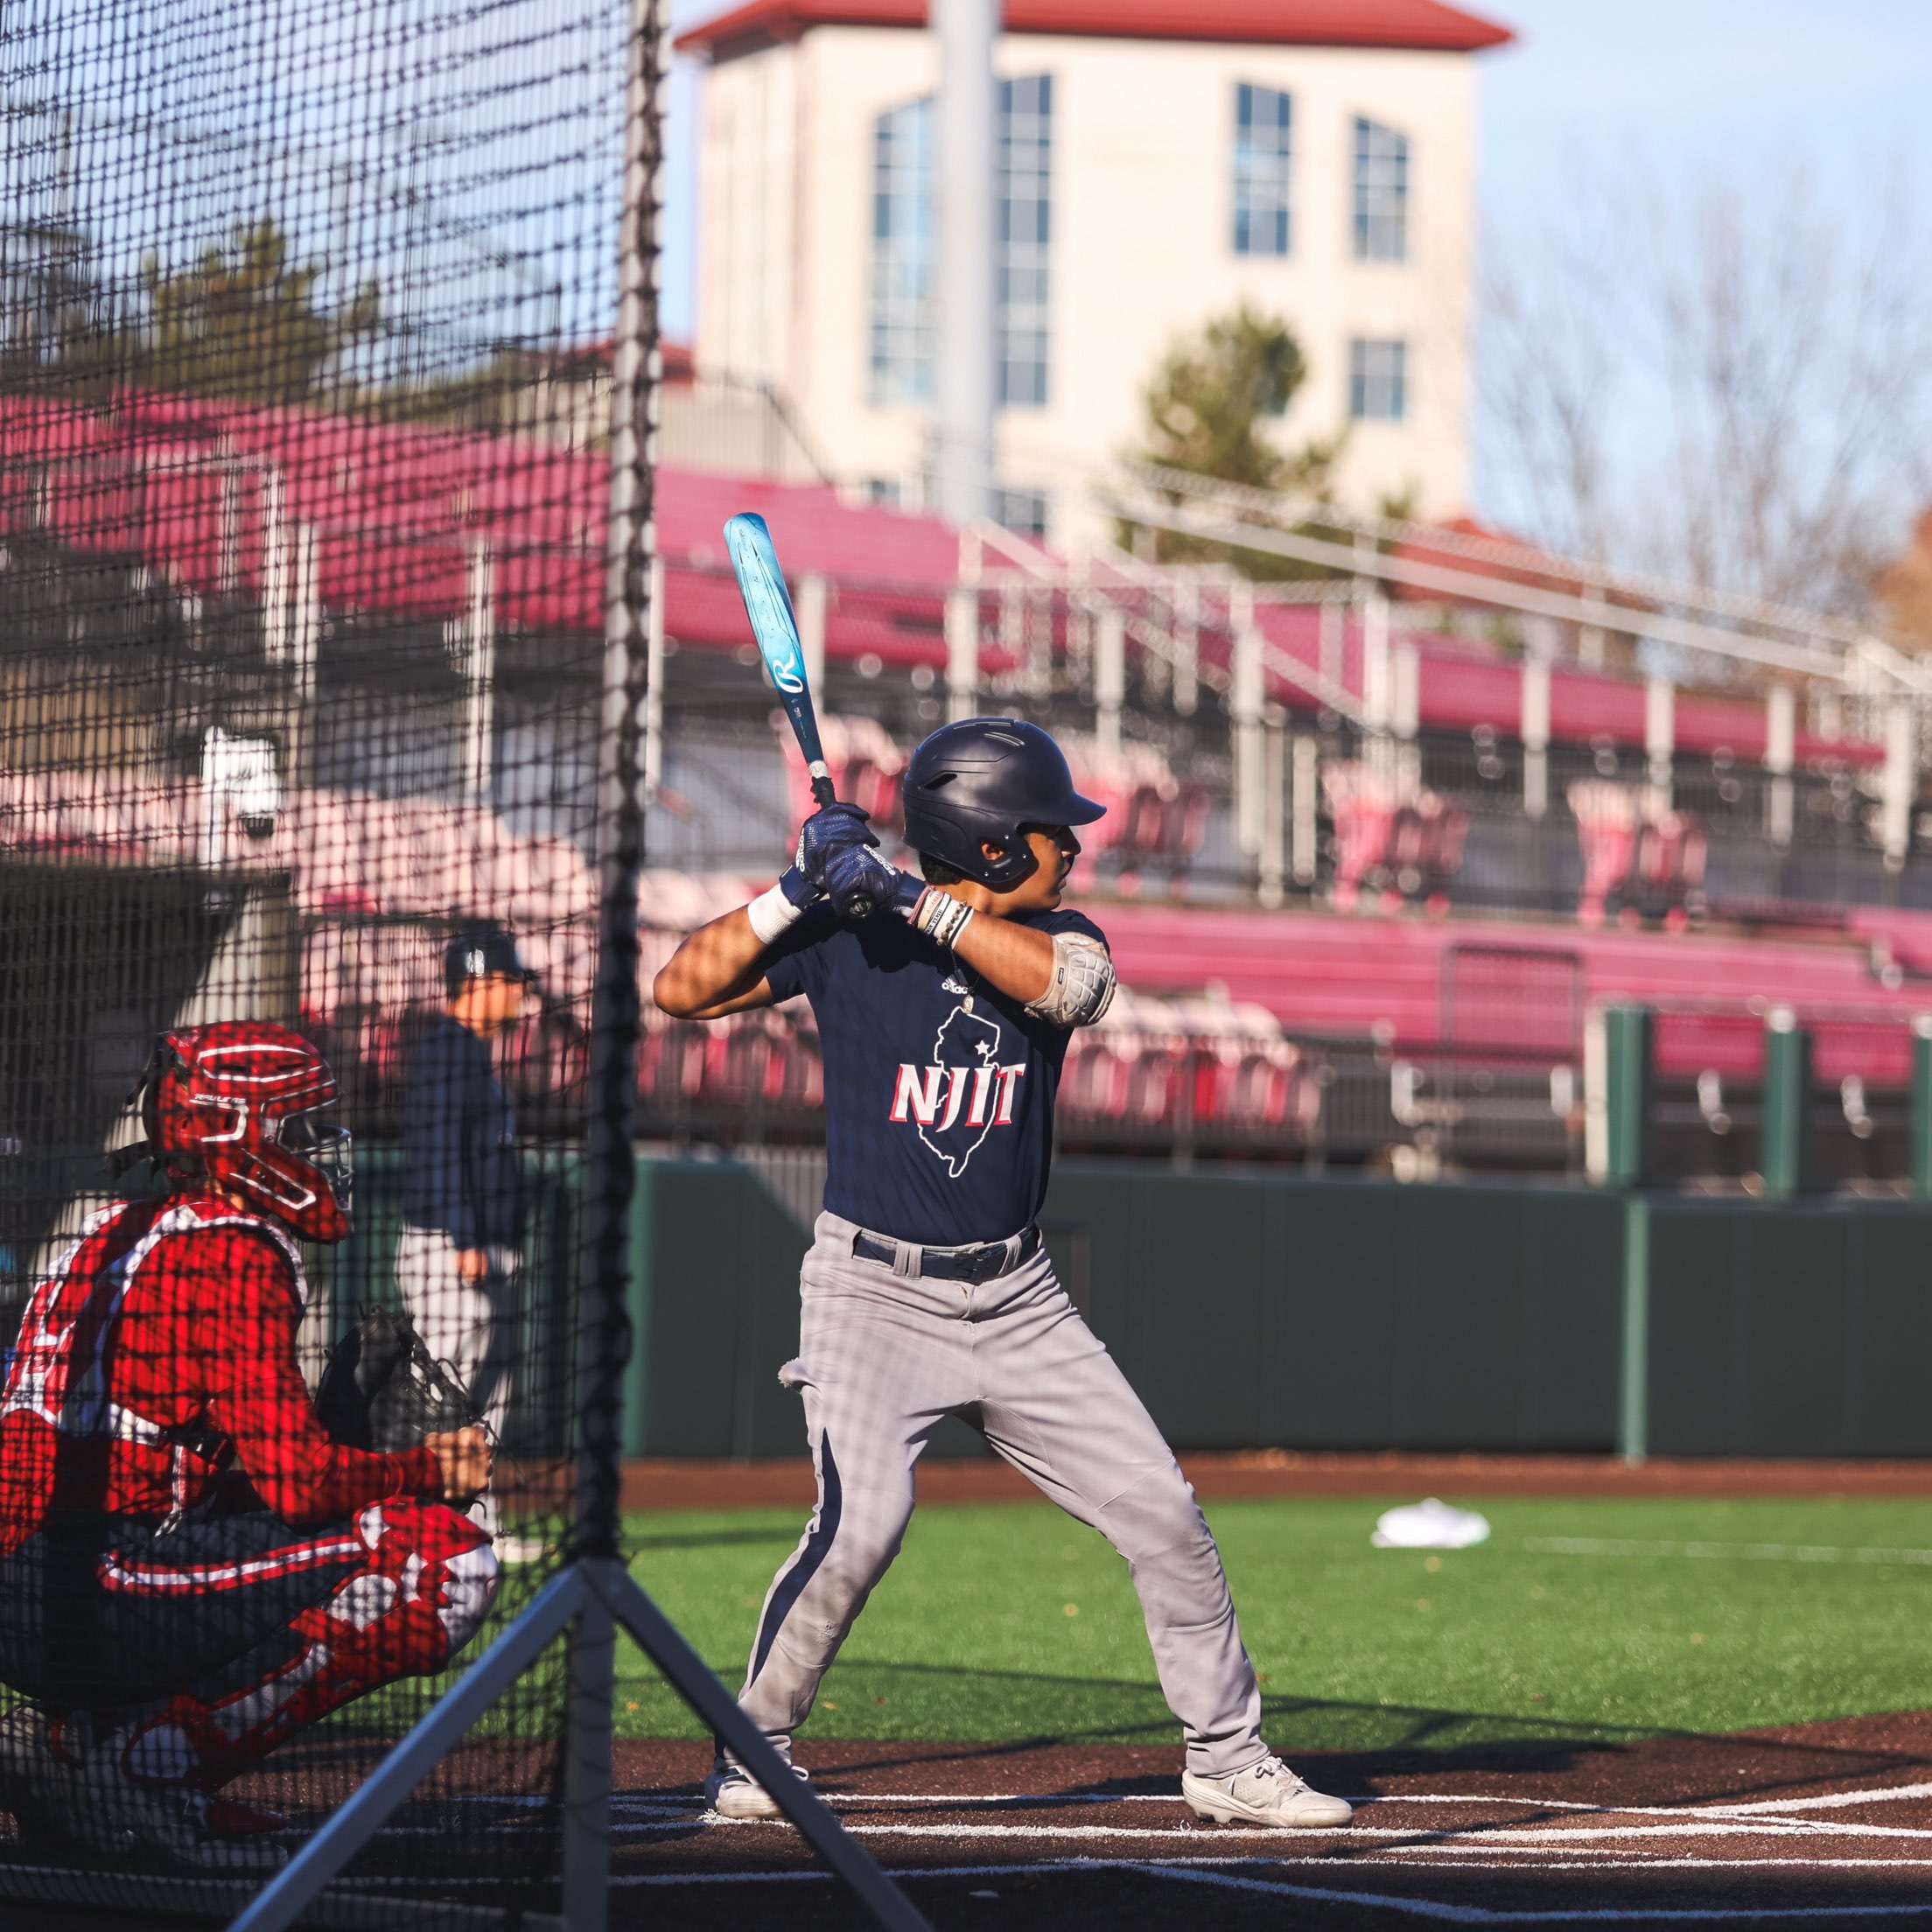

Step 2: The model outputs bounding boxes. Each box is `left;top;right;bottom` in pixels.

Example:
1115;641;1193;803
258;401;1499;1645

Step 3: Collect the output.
1480;153;1932;620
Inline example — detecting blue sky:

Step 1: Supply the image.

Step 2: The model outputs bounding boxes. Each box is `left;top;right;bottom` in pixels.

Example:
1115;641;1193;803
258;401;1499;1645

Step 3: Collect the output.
1480;0;1932;215
1477;0;1932;298
1474;0;1932;546
658;6;710;347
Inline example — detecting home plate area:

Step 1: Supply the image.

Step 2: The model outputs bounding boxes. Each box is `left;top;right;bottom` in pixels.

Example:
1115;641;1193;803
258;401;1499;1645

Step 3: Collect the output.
600;1715;1932;1929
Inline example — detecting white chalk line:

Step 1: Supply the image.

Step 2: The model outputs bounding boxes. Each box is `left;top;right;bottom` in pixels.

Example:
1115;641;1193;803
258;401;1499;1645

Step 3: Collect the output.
586;1772;1932;1917
599;1778;1932;1819
608;1855;1932;1921
565;1779;1932;1852
1523;1536;1932;1566
1715;1783;1932;1816
611;1789;1607;1810
1144;1862;1932;1923
669;1816;1932;1847
422;1779;1932;1818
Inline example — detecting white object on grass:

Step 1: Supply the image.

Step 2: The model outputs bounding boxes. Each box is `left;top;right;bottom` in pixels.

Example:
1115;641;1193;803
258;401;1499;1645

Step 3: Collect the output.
1371;1498;1491;1550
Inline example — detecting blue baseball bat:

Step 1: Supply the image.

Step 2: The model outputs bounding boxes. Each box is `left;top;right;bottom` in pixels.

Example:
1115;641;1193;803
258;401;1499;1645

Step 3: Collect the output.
724;512;836;810
725;514;886;914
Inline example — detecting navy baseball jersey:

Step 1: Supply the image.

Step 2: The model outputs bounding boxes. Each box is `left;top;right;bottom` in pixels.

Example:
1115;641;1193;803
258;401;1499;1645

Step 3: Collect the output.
763;904;1107;1246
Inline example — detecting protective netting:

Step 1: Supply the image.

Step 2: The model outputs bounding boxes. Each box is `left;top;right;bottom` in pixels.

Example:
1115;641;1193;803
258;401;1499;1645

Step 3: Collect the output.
0;0;649;1916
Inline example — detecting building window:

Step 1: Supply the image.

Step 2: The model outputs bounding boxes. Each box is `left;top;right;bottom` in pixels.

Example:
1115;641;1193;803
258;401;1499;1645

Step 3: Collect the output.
870;97;935;407
1232;82;1292;257
996;486;1051;537
998;74;1054;408
869;79;1054;411
1353;116;1409;261
1348;338;1407;420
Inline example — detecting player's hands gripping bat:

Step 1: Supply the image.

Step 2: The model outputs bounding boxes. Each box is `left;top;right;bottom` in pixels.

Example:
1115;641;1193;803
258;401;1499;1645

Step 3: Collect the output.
724;512;887;919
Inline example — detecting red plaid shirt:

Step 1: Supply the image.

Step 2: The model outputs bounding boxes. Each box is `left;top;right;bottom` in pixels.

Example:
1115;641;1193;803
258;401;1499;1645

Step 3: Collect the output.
0;1192;442;1551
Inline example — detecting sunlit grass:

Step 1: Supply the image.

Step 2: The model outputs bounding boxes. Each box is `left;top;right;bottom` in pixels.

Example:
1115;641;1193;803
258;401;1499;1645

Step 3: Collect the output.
612;1495;1932;1754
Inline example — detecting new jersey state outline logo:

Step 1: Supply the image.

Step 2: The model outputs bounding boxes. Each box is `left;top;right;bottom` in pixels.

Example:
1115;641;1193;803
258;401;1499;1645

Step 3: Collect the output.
888;1002;1026;1179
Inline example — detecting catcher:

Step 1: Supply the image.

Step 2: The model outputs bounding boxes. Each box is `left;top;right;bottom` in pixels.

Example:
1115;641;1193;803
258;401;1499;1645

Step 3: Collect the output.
0;1023;498;1872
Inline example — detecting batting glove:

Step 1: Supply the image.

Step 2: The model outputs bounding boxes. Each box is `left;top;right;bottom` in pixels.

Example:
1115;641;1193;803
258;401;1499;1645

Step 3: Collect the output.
748;803;878;943
819;848;977;948
798;802;878;890
818;843;911;920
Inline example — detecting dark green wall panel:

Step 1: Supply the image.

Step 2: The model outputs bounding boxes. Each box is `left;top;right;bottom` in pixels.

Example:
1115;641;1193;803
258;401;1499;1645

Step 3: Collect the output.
1009;1166;1622;1454
626;1160;809;1459
1738;1215;1849;1458
1642;1208;1740;1457
619;1159;1932;1464
1853;1215;1932;1455
1271;1183;1404;1446
1644;1201;1932;1459
625;1161;1634;1460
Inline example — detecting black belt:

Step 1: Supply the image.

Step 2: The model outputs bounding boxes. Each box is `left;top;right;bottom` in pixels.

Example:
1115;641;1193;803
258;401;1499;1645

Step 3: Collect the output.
852;1224;1041;1284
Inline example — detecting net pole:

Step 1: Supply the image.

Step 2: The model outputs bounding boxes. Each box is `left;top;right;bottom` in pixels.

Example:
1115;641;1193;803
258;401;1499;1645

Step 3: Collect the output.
577;0;658;1586
561;0;663;1916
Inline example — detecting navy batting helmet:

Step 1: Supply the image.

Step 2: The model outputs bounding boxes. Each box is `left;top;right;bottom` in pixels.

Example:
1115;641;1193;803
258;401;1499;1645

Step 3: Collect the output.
900;718;1104;889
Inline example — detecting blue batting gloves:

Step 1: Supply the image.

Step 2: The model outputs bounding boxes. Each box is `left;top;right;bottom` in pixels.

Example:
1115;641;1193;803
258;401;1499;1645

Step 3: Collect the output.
798;802;878;889
818;844;919;921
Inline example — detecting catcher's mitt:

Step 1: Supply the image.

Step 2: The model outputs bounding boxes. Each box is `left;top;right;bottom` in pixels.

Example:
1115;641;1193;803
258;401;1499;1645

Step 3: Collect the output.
315;1307;483;1454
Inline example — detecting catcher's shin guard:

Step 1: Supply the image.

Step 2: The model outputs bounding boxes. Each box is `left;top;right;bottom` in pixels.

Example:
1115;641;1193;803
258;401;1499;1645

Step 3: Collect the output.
117;1500;499;1791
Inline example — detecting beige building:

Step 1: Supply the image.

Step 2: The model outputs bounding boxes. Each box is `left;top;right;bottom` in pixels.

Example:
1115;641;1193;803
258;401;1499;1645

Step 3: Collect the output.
676;0;1512;541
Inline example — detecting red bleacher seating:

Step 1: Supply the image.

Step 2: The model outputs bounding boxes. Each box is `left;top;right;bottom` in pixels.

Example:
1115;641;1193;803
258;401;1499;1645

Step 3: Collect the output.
1096;902;1929;1082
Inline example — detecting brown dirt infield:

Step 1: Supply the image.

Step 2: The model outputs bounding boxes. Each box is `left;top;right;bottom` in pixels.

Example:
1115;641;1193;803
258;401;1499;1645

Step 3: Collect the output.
620;1449;1932;1511
597;1712;1932;1928
11;1712;1932;1927
15;1451;1932;1926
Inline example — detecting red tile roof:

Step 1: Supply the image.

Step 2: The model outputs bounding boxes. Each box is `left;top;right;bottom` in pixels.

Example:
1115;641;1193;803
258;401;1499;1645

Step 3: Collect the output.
676;0;1513;58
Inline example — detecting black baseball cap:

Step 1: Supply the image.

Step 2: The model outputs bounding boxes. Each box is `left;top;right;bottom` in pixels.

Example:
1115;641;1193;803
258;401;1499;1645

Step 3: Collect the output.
445;926;536;999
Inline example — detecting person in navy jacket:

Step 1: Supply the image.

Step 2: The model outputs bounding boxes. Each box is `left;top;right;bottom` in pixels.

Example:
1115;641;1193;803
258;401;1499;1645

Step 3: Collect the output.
396;925;536;1559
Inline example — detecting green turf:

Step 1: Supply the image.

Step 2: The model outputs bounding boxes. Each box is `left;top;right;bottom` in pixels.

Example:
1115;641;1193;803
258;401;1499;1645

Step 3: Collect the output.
616;1494;1932;1755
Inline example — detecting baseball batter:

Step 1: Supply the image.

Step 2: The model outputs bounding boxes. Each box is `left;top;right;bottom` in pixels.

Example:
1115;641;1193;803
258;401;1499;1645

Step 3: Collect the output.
654;718;1351;1831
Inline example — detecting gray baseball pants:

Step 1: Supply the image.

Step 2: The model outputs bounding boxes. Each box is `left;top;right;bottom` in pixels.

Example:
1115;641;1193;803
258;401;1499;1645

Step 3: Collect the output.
730;1210;1267;1779
394;1225;520;1535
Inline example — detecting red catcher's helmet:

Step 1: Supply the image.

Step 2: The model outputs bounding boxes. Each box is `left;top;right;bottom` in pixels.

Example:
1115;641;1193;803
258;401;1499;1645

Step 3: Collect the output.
141;1023;354;1242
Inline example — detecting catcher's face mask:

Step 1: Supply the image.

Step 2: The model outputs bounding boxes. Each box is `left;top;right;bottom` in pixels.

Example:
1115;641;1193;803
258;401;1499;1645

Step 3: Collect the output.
276;1103;354;1226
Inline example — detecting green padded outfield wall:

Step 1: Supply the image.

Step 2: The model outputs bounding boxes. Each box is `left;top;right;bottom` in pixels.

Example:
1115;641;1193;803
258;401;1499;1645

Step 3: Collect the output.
625;1158;816;1459
1640;1199;1932;1458
1045;1166;1625;1452
621;1159;1628;1458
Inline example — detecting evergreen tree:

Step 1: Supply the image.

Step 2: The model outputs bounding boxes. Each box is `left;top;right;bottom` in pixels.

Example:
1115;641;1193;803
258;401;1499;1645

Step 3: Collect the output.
1119;304;1345;580
134;218;378;402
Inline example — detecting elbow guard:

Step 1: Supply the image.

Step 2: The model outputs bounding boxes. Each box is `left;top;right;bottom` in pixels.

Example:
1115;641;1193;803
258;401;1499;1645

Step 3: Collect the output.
1024;933;1116;1027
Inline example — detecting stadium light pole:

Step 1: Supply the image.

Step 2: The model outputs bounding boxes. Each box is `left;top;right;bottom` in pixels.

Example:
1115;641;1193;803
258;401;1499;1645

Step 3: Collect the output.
931;0;997;526
227;0;932;1923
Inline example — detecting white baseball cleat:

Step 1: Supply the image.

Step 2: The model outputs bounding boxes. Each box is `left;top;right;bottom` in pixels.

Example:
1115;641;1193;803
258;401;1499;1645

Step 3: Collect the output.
0;1701;74;1840
4;1710;288;1873
704;1757;811;1821
69;1768;290;1873
1181;1754;1354;1830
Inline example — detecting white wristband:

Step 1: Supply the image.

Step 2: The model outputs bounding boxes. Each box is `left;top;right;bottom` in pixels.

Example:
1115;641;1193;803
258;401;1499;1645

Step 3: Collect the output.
746;880;807;945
